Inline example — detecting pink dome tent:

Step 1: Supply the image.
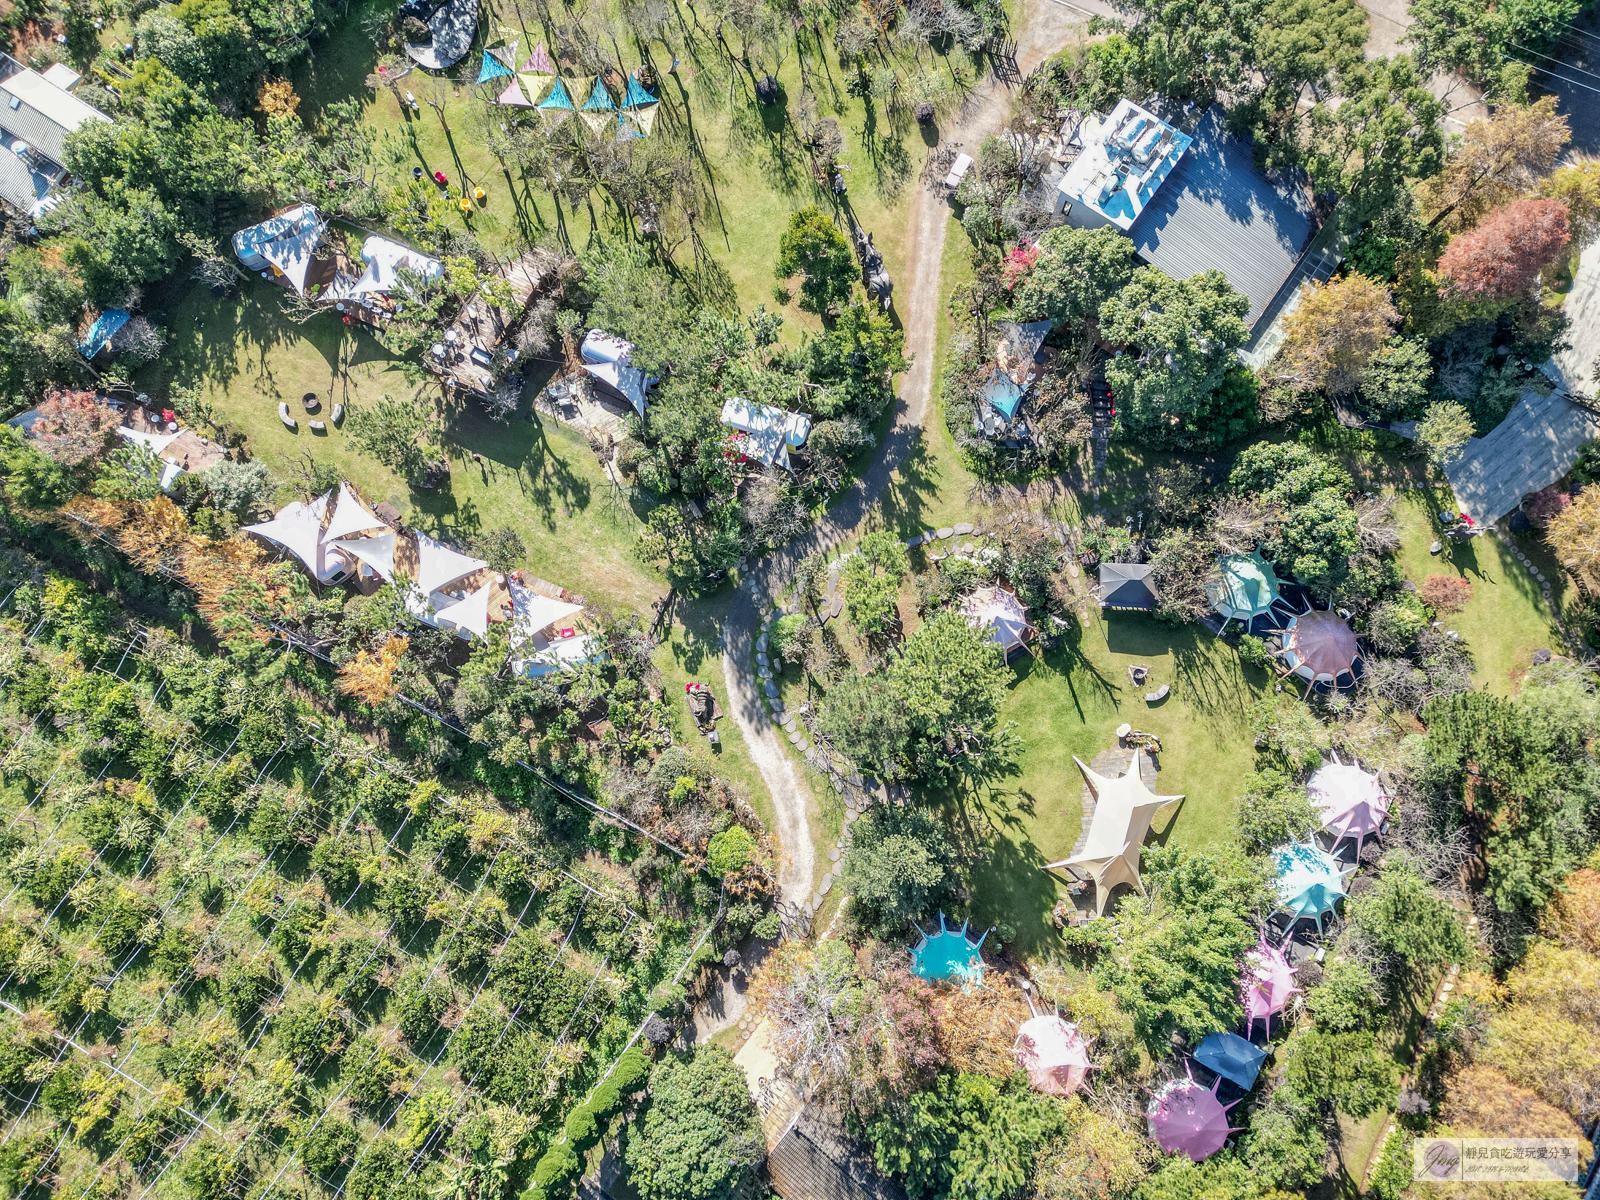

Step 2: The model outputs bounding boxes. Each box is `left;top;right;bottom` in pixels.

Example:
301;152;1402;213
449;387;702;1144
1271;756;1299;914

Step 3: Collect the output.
1241;932;1300;1038
1307;757;1390;851
1014;1014;1093;1096
1147;1075;1241;1161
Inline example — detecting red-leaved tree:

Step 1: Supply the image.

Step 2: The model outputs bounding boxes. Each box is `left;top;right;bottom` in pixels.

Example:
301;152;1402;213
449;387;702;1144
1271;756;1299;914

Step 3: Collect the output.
31;389;121;469
1438;198;1571;300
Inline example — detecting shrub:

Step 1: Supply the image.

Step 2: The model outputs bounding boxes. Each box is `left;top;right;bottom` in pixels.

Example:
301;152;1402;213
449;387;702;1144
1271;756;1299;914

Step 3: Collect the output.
1422;574;1473;612
1283;1028;1399;1117
706;826;757;877
1235;634;1274;669
1233;768;1319;855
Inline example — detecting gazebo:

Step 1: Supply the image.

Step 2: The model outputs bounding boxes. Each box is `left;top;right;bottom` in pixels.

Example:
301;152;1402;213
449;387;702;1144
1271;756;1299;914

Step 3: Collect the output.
1206;550;1282;629
1042;749;1182;917
1098;562;1158;611
1273;842;1354;932
1307;758;1390;851
1241;931;1301;1037
910;913;986;986
960;585;1034;659
1277;608;1362;687
1193;1032;1267;1091
1147;1075;1241;1162
1015;1014;1093;1096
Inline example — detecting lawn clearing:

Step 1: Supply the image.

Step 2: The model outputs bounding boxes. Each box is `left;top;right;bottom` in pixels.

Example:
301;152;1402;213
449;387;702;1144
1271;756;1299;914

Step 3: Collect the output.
962;607;1271;956
1392;484;1567;694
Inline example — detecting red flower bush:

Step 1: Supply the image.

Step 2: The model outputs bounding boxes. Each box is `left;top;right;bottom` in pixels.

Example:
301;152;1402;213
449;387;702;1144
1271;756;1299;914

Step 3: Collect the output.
1438;199;1571;300
1525;485;1571;529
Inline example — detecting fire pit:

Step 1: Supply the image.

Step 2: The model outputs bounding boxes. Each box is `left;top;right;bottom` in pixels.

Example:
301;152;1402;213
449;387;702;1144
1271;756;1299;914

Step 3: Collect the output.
301;392;320;413
1128;665;1150;686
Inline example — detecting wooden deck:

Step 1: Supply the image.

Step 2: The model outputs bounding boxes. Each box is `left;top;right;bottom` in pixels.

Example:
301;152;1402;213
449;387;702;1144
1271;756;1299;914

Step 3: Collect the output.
428;253;555;403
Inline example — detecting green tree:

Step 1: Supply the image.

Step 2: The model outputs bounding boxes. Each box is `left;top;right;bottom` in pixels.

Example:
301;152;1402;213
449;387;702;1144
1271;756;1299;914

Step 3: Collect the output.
843;532;910;635
1359;336;1434;418
1235;0;1369;164
1282;1028;1398;1117
1303;959;1381;1032
1107;0;1259;102
346;394;446;487
1405;0;1581;99
626;1047;763;1200
1098;268;1251;447
864;1071;1064;1200
1304;56;1445;226
841;806;959;939
1009;225;1136;330
775;207;857;316
466;526;526;573
1346;861;1468;993
1233;768;1319;854
1236;1083;1330;1192
1269;487;1360;593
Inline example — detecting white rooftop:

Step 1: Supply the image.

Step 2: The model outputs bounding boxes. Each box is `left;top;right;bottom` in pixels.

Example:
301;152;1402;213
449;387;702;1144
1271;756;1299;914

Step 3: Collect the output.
720;397;811;470
1057;99;1191;232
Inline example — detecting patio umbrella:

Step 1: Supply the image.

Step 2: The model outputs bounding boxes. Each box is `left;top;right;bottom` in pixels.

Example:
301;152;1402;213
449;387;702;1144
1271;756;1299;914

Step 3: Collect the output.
1193;1033;1267;1091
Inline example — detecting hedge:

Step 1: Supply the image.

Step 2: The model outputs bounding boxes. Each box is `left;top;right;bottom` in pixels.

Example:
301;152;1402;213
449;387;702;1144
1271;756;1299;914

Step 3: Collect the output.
522;1048;653;1200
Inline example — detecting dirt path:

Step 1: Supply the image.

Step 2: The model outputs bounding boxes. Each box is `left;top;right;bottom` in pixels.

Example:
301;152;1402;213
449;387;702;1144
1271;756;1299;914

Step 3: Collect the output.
720;0;1087;921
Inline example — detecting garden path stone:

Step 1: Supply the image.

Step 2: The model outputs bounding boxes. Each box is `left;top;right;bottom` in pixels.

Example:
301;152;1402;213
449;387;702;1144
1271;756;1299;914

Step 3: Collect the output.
797;739;808;751
937;527;954;539
789;730;803;744
817;875;833;895
829;848;840;862
763;681;779;697
954;522;974;534
758;668;772;680
770;698;785;712
844;810;858;823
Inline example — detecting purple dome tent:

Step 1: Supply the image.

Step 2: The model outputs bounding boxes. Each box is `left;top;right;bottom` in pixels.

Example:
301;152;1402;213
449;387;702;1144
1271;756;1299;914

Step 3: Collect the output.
1241;932;1300;1037
1147;1075;1241;1162
1015;1014;1093;1096
1308;759;1390;851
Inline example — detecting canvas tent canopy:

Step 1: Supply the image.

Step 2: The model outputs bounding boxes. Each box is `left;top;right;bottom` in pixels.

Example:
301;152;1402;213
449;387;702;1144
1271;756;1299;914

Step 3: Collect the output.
979;367;1026;420
412;531;488;596
232;204;327;293
433;581;494;638
331;531;396;582
1207;550;1282;627
910;913;986;985
522;41;556;72
622;73;656;107
1147;1077;1240;1162
1099;562;1157;610
994;319;1051;384
321;482;386;543
1273;842;1352;931
1193;1032;1267;1091
1015;1015;1093;1096
329;236;442;302
960;584;1033;656
721;397;811;470
1278;608;1361;685
507;581;598;677
1042;749;1181;916
1307;758;1390;849
78;309;129;359
1241;932;1300;1037
244;496;352;583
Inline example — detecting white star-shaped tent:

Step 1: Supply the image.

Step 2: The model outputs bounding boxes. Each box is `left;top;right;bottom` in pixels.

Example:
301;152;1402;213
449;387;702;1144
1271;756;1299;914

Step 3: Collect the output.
1042;749;1182;917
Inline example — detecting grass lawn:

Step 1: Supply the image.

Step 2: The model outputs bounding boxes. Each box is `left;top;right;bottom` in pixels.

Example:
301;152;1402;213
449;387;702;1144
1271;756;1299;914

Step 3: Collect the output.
961;606;1271;956
1392;484;1567;694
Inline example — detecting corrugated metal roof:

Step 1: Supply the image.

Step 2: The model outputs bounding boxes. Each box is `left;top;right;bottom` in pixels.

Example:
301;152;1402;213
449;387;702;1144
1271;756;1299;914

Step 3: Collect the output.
0;148;42;211
0;65;108;165
1127;108;1316;329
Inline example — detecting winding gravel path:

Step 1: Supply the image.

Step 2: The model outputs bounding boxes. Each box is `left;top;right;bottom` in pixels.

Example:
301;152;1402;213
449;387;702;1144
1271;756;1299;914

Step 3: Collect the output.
720;0;1086;916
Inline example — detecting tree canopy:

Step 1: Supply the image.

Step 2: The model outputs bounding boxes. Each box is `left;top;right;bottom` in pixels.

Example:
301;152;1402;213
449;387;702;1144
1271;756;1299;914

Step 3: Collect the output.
626;1048;764;1200
842;806;960;939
